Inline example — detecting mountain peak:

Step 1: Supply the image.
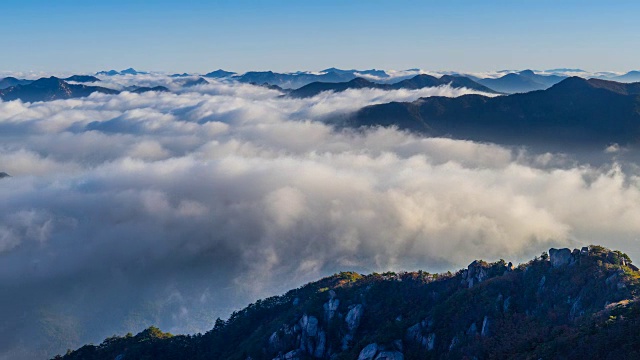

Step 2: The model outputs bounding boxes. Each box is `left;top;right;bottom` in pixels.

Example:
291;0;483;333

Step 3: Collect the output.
546;76;590;91
518;69;536;76
30;76;66;87
204;69;236;78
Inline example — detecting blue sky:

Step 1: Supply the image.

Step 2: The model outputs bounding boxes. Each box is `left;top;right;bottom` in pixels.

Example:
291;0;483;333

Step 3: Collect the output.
2;0;639;73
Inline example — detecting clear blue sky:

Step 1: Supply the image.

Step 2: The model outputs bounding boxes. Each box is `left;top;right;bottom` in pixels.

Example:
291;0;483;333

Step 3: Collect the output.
2;0;639;73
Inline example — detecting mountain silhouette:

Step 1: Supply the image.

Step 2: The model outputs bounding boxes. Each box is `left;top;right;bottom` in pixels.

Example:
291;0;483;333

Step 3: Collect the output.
351;77;640;148
475;70;566;94
289;74;497;98
0;77;119;102
0;77;32;89
63;75;101;83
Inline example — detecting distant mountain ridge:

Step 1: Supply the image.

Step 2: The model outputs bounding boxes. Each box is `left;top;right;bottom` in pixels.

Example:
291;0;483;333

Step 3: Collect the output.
204;69;237;78
0;77;32;89
0;77;118;102
0;77;170;102
55;245;640;360
96;68;149;76
351;77;640;148
203;68;406;89
63;75;101;83
474;69;566;94
289;74;498;98
610;70;640;83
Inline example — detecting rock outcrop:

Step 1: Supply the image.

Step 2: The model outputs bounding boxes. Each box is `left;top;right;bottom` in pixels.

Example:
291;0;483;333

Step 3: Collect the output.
342;304;365;350
323;291;339;322
346;304;364;332
462;260;489;288
549;248;573;267
405;318;435;351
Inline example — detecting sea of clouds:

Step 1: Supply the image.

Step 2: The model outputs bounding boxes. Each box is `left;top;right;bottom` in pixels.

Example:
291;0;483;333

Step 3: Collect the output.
1;76;639;359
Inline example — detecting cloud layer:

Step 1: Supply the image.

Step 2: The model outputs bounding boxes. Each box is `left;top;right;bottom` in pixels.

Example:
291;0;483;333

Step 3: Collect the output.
1;77;639;359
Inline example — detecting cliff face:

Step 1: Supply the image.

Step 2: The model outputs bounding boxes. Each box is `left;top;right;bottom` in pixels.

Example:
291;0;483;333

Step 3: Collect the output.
56;245;640;360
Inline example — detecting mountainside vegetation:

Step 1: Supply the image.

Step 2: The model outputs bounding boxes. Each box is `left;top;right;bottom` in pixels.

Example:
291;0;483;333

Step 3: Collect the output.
55;245;640;360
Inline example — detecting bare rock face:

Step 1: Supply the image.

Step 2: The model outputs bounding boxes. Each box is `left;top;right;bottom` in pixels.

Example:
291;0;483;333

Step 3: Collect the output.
549;248;573;268
299;315;319;337
342;304;365;350
503;296;512;313
313;330;326;358
462;260;489;288
294;314;327;358
268;325;297;355
323;298;340;322
569;297;584;321
346;304;364;333
449;335;459;351
406;318;435;351
481;316;491;337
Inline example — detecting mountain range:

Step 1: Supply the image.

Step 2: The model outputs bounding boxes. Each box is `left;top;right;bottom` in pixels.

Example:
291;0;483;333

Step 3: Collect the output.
351;77;640;149
0;77;169;102
0;77;119;102
96;68;149;76
203;68;398;89
54;245;640;360
232;71;356;89
288;75;498;98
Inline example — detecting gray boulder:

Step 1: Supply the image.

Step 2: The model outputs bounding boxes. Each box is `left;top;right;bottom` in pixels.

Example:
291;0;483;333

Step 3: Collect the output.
549;248;573;267
463;260;489;288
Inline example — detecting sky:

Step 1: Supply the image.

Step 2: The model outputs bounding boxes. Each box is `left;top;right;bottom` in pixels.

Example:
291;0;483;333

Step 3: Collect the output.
2;0;640;74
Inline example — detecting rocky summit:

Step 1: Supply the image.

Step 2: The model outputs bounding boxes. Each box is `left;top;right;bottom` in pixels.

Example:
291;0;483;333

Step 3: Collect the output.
55;245;640;360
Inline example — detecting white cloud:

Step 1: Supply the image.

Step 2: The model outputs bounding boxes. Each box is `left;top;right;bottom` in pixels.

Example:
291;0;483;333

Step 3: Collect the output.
0;78;638;359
